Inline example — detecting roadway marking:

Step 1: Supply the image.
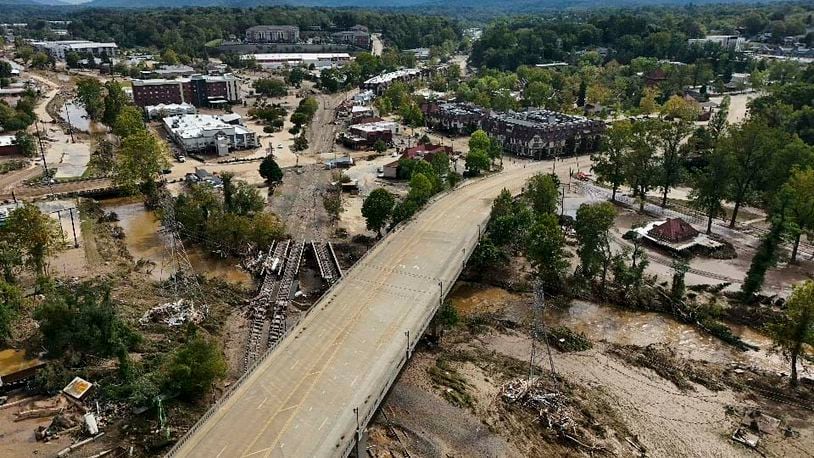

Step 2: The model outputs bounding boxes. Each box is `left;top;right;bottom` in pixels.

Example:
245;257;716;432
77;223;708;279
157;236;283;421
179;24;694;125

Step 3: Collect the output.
242;447;270;457
257;397;268;409
215;444;228;458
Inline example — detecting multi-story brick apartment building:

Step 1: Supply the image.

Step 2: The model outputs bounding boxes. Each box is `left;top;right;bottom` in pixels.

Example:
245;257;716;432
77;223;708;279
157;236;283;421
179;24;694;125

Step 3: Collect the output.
422;102;487;135
131;74;239;108
482;109;605;159
245;25;300;44
331;25;371;49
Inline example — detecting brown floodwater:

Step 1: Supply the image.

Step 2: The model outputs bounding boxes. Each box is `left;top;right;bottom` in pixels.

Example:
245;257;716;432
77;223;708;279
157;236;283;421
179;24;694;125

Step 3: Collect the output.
449;282;808;378
100;197;253;286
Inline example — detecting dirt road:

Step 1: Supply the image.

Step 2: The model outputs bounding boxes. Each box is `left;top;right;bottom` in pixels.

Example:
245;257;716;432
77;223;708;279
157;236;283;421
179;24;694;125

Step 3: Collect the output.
305;90;355;157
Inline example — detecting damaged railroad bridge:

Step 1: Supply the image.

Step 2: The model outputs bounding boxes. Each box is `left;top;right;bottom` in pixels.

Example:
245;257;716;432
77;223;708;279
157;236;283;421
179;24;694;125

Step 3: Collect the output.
166;162;551;458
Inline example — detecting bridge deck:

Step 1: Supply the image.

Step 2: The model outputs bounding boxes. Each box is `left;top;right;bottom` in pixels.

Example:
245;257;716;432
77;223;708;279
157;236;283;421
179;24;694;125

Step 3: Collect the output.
170;161;548;458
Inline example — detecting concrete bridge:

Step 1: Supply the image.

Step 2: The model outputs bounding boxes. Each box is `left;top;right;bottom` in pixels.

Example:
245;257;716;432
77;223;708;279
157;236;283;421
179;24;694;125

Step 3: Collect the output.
167;159;558;457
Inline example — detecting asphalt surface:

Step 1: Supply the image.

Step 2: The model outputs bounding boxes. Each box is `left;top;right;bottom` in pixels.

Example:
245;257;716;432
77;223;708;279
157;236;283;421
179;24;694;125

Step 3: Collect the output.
170;158;576;458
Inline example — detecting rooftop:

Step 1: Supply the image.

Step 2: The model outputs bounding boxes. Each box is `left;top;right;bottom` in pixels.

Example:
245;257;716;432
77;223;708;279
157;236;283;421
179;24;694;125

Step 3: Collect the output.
363;68;423;86
164;114;249;139
491;109;594;129
132;73;236;86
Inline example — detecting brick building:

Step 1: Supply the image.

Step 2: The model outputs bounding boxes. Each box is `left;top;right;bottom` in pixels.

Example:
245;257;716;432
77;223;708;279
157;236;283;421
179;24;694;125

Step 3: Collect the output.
131;74;239;108
422;102;487;135
245;25;300;44
481;109;605;159
332;25;371;49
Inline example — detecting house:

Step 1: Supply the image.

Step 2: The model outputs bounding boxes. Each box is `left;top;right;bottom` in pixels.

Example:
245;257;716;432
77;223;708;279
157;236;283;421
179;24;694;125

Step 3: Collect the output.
382;160;400;179
644;68;668;87
341;120;401;149
401;143;452;162
185;168;223;188
633;217;723;253
0;135;21;156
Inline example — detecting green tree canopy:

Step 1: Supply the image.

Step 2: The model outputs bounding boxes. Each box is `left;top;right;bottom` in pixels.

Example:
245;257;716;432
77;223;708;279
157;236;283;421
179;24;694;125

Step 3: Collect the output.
769;280;814;386
362;188;396;236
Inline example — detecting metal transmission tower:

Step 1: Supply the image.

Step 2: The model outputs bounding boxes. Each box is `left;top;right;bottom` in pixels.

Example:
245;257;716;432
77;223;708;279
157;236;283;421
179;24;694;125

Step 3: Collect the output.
157;189;208;322
528;280;557;383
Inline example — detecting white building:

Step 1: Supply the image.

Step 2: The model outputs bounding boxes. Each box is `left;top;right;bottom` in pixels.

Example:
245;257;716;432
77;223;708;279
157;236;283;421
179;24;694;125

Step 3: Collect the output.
30;40;118;60
145;103;197;119
688;35;745;52
246;53;352;69
163;114;257;156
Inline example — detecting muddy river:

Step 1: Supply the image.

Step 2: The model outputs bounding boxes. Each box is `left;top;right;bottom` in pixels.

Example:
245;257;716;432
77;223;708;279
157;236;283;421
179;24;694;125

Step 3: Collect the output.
59;101;105;134
449;282;807;377
100;197;253;286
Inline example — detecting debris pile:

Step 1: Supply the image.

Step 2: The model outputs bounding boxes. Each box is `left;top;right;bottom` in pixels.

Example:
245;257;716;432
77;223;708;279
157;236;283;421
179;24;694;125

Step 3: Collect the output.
546;326;593;352
139;299;203;327
500;378;605;453
732;410;782;450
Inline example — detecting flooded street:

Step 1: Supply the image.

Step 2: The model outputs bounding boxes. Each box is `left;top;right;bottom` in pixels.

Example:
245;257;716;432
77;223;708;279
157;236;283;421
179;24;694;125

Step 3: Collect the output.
59;101;104;134
449;282;806;378
100;197;253;286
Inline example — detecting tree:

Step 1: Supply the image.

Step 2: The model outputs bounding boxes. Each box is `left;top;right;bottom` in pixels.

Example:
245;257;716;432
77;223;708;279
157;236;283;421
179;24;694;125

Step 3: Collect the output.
222;174;264;216
741;215;786;299
65;51;80;68
34;282;139;362
721;119;783;228
112;105;145;138
259;155;283;183
526;173;559;216
408;173;434;204
468;129;491;152
0;280;22;343
14;131;36;157
1;203;61;278
164;331;226;400
592;120;631;201
526;214;569;292
670;257;689;302
575;202;615;282
656;118;692;207
373;139;388;154
293;135;308;152
362;188;395;236
689;147;732;234
769;280;814;386
465;150;490;175
161;49;179;65
323;192;343;222
625;121;659;211
784;169;814;263
253;78;288;97
30;52;52;70
76;78;105;121
102;81;128;127
113;130;170;194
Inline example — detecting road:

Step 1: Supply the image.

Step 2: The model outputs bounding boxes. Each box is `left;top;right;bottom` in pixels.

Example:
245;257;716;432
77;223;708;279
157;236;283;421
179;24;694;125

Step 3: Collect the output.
169;158;572;457
371;33;384;57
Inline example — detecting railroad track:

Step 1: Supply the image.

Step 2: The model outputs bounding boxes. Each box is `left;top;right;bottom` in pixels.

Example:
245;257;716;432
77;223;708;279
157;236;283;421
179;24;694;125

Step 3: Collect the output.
267;240;305;349
244;240;290;370
311;240;342;284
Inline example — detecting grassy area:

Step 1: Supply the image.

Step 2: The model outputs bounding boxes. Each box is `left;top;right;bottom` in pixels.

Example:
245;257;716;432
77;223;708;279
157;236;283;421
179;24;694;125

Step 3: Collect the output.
0;159;26;175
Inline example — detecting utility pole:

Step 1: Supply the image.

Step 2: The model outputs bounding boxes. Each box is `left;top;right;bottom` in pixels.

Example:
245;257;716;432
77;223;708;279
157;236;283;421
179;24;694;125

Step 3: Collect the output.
34;120;49;177
64;99;75;143
69;207;79;248
528;281;557;383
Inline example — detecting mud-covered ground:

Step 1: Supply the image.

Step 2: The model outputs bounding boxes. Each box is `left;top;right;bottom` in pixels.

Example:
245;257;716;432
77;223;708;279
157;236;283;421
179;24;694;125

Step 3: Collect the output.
368;282;814;458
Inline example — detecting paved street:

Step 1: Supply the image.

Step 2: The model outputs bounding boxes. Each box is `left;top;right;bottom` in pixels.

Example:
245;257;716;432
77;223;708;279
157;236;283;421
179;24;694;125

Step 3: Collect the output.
170;157;585;458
